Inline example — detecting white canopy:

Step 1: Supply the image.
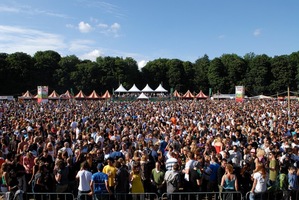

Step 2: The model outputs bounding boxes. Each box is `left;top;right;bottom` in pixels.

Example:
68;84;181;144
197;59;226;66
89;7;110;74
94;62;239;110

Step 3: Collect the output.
154;84;168;92
115;84;127;92
137;92;149;100
128;84;141;92
141;84;154;92
249;95;273;99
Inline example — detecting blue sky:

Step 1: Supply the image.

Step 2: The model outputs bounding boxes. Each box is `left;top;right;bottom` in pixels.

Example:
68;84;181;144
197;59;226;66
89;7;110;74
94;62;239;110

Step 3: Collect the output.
0;0;298;69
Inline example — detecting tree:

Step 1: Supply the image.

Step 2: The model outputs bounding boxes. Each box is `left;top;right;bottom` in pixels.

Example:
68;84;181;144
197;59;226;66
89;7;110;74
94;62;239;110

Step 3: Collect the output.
208;58;226;93
183;61;195;91
70;61;101;93
0;53;9;94
33;50;61;87
270;55;295;93
244;54;271;95
141;58;170;89
194;55;210;93
167;59;185;92
220;54;247;93
55;55;81;93
6;52;35;94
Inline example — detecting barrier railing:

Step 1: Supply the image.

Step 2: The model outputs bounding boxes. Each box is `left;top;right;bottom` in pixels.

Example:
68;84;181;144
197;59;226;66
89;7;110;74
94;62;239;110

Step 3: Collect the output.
1;190;298;200
245;190;299;200
25;192;75;200
77;192;159;200
161;191;243;200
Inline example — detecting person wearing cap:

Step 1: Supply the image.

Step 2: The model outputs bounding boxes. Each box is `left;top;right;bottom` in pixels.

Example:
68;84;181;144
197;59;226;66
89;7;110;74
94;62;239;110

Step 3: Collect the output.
89;163;110;200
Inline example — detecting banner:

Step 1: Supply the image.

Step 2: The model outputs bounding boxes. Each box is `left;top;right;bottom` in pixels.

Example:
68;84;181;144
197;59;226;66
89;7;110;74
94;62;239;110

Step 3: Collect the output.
235;86;244;102
37;86;48;103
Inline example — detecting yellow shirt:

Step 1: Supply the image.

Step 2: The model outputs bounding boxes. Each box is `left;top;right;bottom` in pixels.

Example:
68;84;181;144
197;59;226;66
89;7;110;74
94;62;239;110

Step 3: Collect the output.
103;165;117;187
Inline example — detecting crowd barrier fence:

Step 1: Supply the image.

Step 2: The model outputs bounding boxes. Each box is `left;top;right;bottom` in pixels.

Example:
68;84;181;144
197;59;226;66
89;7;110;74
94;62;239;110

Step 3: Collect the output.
1;190;299;200
161;191;242;200
58;192;158;200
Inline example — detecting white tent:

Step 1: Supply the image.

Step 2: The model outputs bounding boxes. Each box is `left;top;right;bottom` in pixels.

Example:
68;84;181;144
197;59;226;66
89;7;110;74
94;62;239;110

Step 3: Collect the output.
128;84;141;92
137;92;149;100
154;84;168;92
115;84;127;92
249;95;274;99
141;84;154;92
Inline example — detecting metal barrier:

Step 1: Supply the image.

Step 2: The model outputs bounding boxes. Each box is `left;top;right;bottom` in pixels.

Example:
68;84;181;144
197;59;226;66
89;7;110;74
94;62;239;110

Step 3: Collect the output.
77;192;159;200
25;192;75;200
245;190;299;200
161;191;243;200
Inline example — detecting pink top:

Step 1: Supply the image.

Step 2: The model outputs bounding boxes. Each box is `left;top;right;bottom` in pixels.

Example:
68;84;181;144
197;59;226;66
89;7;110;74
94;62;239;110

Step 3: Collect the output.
23;156;35;174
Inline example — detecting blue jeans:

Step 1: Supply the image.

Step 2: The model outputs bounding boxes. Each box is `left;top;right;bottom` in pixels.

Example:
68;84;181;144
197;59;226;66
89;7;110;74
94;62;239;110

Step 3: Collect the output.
249;192;264;200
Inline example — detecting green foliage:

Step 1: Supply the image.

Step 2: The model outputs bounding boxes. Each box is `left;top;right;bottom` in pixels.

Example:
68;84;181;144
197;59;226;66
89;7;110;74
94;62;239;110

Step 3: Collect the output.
0;50;299;97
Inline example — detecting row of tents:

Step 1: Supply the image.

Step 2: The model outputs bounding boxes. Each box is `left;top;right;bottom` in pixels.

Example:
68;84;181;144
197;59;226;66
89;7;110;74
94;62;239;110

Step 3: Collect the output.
19;90;111;100
18;89;209;100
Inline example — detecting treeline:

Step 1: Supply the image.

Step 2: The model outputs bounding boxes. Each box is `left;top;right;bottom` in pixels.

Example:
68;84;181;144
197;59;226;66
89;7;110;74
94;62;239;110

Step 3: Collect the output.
0;50;299;97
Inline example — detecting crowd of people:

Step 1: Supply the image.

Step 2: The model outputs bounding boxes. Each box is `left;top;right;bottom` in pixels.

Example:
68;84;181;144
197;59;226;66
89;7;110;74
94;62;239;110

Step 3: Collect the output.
0;99;299;200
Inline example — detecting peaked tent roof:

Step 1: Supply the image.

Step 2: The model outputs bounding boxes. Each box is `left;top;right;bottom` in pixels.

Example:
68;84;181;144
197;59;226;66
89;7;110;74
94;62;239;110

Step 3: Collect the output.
19;90;33;99
173;90;181;98
141;84;154;92
155;84;168;92
87;90;101;99
75;90;86;99
137;92;149;100
128;84;141;92
182;90;195;99
101;90;111;99
60;90;73;99
115;84;127;92
249;95;274;99
195;90;208;99
48;90;60;99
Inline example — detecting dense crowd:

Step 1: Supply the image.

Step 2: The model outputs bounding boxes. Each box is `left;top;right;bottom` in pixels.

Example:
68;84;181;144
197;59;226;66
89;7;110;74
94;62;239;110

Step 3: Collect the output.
0;99;299;200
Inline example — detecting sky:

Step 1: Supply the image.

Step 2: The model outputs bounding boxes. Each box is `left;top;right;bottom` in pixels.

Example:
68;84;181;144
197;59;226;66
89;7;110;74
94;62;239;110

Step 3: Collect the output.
0;0;299;70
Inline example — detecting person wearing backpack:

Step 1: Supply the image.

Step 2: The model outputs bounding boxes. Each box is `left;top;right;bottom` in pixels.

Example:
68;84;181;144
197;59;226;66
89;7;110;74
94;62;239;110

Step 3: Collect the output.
267;165;289;200
164;163;181;200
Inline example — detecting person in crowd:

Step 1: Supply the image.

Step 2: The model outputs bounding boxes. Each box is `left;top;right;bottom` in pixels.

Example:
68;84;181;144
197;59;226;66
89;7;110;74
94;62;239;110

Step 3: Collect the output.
102;157;117;199
163;163;181;200
249;161;268;200
207;156;220;200
76;161;92;200
114;158;130;199
89;163;111;200
288;166;299;200
22;151;35;190
268;151;279;186
151;161;165;197
217;159;227;193
220;164;239;200
130;162;144;200
165;151;178;171
55;159;69;197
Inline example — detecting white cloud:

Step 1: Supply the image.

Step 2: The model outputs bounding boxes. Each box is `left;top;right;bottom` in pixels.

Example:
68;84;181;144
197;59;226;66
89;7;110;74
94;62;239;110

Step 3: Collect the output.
97;23;109;29
66;24;74;29
110;23;120;32
253;29;261;36
0;25;66;55
0;5;19;13
81;49;103;61
138;60;148;70
78;21;92;33
96;22;121;37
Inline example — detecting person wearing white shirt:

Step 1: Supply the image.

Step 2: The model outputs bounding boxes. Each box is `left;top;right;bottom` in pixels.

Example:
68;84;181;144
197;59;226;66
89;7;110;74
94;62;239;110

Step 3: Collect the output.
76;161;92;200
